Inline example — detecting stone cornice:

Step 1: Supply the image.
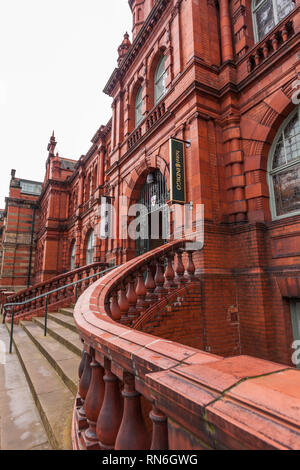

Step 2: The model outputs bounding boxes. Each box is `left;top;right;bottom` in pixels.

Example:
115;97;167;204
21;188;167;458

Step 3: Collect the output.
103;0;172;96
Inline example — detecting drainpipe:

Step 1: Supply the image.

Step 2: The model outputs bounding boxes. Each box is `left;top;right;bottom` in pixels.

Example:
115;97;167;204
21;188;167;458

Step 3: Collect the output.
27;205;36;288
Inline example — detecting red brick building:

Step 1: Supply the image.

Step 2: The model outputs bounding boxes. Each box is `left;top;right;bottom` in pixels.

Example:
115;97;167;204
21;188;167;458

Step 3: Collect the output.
1;0;300;367
0;170;42;291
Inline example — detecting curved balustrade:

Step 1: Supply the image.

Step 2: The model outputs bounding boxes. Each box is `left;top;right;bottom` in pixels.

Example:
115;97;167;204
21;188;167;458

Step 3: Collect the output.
72;240;300;450
103;240;196;326
3;262;108;323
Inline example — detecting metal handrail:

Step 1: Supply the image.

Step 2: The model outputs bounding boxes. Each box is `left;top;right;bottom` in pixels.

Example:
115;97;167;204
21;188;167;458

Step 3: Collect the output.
3;265;119;354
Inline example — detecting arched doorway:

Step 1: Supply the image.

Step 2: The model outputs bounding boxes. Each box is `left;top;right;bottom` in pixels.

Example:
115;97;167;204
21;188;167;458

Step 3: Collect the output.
136;169;169;256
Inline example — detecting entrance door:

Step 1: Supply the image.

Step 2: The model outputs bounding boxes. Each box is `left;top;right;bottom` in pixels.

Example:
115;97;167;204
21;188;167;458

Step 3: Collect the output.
136;170;169;257
291;301;300;369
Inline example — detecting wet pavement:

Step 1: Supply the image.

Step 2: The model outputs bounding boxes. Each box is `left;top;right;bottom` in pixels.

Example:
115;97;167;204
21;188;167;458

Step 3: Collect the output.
0;321;51;450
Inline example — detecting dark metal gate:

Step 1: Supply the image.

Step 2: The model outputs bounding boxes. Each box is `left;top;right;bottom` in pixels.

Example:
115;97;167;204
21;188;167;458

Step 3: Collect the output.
136;170;169;256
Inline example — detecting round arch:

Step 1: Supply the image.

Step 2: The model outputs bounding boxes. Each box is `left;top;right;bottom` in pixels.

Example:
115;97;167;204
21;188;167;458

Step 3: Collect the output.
123;156;170;256
244;87;296;222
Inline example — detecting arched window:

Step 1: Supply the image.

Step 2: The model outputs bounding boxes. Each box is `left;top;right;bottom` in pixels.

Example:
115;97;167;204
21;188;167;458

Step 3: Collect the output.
154;56;167;105
268;108;300;219
86;230;94;265
135;87;143;127
252;0;294;43
70;241;76;270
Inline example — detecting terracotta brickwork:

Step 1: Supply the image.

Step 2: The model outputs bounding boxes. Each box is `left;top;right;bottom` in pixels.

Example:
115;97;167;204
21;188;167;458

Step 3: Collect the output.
1;0;300;366
0;171;42;291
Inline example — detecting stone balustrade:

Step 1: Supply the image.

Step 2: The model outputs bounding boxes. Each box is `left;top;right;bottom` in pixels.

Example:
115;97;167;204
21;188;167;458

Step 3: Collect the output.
127;99;167;150
128;126;142;149
146;101;166;131
247;19;294;72
3;262;108;323
72;240;300;450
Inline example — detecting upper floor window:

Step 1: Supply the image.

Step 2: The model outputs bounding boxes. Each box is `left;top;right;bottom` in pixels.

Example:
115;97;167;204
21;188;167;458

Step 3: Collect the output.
253;0;295;43
268;108;300;219
154;56;167;105
135;87;143;127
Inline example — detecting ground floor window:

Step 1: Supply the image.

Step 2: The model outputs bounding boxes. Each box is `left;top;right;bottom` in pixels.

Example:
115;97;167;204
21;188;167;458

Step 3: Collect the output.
86;230;94;266
70;241;76;270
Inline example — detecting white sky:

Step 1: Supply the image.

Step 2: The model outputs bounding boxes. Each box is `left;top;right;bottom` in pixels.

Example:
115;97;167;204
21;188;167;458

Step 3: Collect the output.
0;0;132;208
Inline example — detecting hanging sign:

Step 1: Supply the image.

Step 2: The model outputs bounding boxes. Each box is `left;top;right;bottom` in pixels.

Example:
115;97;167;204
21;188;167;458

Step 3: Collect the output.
169;138;186;204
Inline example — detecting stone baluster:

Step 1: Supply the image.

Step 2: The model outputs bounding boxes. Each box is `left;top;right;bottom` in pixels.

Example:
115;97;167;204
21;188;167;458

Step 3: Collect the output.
164;253;176;291
96;362;123;450
37;288;43;309
136;269;147;314
52;281;59;305
154;258;166;298
175;249;185;286
271;33;279;51
262;42;269;59
77;273;82;297
145;263;156;304
84;269;90;290
282;24;288;42
89;267;95;285
77;351;92;430
67;275;73;297
127;276;138;321
110;290;122;321
115;373;150;450
186;251;196;282
150;405;169;450
78;347;86;380
83;357;105;450
76;348;87;409
119;282;130;325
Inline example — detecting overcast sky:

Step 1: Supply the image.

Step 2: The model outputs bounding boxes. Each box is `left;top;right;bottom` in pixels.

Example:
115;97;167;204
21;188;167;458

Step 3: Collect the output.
0;0;132;208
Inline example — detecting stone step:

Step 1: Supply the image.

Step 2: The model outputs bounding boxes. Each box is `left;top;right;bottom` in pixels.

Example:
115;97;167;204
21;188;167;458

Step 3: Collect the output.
20;321;79;396
59;308;74;318
32;317;82;357
47;312;77;333
0;323;52;450
6;323;74;450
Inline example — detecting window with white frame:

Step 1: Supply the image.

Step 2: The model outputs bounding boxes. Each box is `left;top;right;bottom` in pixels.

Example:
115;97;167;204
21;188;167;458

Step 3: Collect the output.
86;230;94;265
135;87;143;127
252;0;294;43
268;108;300;219
70;241;76;270
154;56;167;105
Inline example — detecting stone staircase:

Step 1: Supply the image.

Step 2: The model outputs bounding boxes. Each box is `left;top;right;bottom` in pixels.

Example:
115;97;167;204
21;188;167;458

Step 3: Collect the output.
5;307;80;450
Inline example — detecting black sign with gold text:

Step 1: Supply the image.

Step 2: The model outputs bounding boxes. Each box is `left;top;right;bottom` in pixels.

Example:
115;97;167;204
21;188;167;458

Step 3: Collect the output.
169;138;186;204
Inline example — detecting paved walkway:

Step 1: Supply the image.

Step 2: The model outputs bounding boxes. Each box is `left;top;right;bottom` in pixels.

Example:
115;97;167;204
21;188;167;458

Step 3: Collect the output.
0;321;51;450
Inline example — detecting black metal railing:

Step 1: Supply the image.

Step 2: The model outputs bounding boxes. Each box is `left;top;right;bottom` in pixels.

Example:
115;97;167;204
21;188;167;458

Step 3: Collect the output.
3;265;119;354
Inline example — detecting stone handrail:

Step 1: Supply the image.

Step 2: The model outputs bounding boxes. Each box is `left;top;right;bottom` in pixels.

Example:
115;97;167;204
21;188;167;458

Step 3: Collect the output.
3;262;108;322
72;241;300;450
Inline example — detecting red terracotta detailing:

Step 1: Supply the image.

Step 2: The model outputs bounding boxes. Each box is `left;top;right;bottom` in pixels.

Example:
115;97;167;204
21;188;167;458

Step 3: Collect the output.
71;245;300;450
0;0;300;393
2;262;108;323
